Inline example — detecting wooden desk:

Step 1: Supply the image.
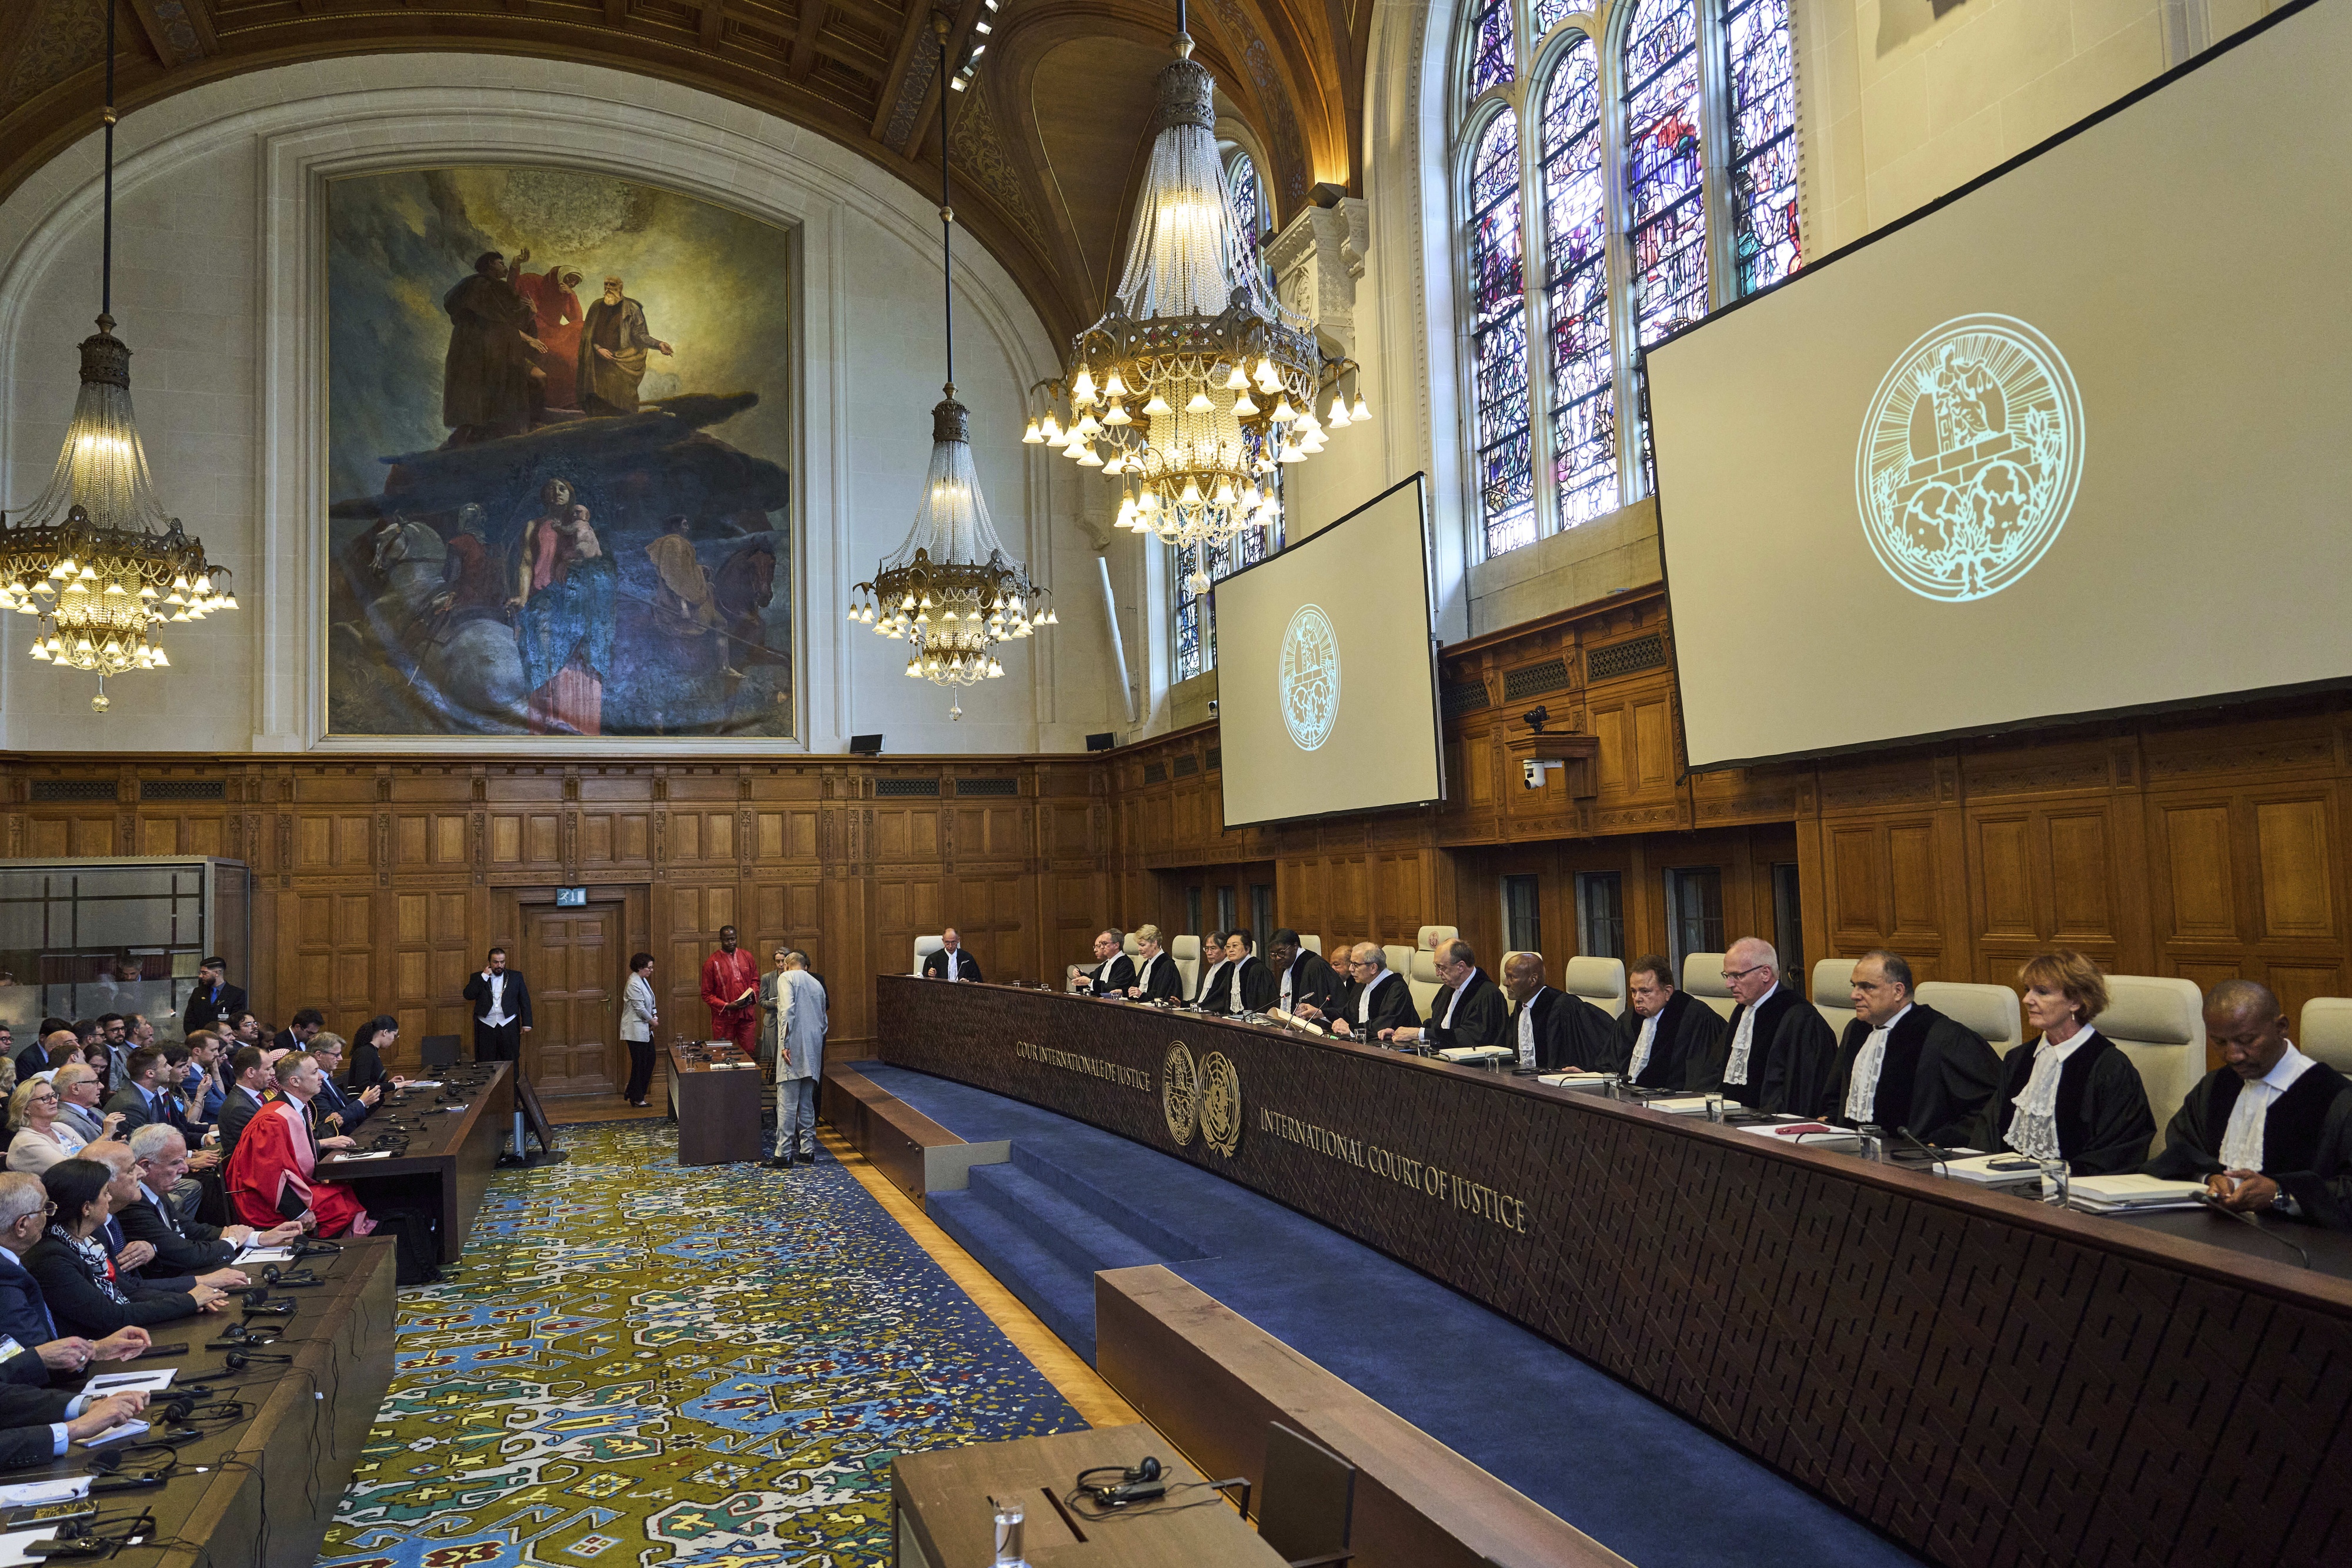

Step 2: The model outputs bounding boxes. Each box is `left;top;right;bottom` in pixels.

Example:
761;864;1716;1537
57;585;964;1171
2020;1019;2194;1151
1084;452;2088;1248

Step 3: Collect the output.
878;977;2352;1568
4;1236;397;1568
330;1059;513;1261
668;1039;764;1165
893;1423;1284;1568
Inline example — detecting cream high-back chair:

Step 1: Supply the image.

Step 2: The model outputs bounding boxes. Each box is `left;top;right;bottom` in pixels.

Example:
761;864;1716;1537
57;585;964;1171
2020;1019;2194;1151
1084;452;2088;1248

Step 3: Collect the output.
1561;956;1627;1018
1416;925;1459;953
1122;932;1143;957
1171;936;1203;1001
1301;935;1322;955
1381;944;1417;993
1916;981;2024;1055
1407;950;1445;1018
1682;952;1737;1020
2094;975;2207;1158
913;935;945;976
2300;997;2352;1073
1813;957;1859;1037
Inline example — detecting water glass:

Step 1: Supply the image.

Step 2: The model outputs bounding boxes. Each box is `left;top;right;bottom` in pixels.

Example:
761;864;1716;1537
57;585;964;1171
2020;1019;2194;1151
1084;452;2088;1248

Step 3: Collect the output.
990;1496;1025;1566
1705;1092;1725;1122
1601;1072;1622;1099
1857;1124;1885;1162
2040;1158;2071;1206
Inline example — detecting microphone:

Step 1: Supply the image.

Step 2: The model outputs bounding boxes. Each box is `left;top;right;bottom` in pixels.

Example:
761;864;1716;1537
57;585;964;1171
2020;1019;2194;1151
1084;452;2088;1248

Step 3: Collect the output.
1893;1126;1947;1169
2196;1191;2312;1269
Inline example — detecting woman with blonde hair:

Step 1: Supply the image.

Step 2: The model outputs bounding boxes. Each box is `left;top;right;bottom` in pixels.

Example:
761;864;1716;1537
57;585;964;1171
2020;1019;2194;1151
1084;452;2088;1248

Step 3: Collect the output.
1990;948;2156;1176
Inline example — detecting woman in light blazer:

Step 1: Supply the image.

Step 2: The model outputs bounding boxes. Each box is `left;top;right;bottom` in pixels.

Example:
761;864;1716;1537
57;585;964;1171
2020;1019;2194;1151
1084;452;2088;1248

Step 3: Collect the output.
620;952;659;1108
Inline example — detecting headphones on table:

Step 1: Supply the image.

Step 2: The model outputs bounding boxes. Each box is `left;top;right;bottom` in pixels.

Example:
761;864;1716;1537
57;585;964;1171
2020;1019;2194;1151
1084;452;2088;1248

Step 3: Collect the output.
1075;1456;1164;1507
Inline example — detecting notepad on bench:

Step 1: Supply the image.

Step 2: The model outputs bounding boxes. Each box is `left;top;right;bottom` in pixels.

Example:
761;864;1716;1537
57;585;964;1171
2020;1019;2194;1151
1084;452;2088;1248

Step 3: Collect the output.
1937;1153;2050;1184
2066;1173;2211;1212
1734;1121;1863;1150
1536;1071;1607;1088
1436;1046;1515;1066
325;1149;395;1162
1646;1096;1714;1115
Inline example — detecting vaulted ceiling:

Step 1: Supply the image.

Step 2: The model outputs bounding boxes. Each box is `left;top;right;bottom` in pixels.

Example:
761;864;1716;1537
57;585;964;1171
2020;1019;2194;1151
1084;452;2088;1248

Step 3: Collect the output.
0;0;1372;345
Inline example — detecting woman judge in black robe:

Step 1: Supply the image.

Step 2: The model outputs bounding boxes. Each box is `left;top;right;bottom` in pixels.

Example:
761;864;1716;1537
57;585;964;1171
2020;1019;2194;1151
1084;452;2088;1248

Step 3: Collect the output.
1987;949;2156;1176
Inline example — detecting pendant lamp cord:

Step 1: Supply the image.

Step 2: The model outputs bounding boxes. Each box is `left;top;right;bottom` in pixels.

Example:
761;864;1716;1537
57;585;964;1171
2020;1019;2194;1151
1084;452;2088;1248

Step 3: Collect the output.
101;0;116;323
937;15;954;394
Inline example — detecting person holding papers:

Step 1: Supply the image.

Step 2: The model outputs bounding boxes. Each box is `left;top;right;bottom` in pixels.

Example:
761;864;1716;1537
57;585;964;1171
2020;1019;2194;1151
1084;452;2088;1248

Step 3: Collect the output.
1191;932;1234;1011
1124;926;1185;1002
1070;930;1137;995
121;1125;302;1276
1268;931;1339;1018
1501;953;1615;1071
1989;950;2156;1177
1716;938;1838;1113
700;927;761;1055
1330;945;1418;1039
2140;979;2352;1226
1611;955;1727;1090
1820;951;2002;1144
1388;941;1508;1051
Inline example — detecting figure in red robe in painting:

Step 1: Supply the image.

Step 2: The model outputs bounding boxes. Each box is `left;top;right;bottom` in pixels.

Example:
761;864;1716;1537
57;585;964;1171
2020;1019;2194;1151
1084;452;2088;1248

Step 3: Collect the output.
701;925;761;1054
514;265;587;413
227;1091;377;1238
510;480;614;736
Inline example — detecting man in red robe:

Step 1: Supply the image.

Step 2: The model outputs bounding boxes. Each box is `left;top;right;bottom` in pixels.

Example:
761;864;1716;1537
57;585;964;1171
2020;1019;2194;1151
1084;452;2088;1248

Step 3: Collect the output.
514;265;586;413
701;925;760;1055
225;1054;376;1238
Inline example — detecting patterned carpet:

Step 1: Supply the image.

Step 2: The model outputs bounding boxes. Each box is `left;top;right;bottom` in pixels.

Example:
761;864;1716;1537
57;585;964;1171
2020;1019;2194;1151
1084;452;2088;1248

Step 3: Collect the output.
319;1122;1087;1568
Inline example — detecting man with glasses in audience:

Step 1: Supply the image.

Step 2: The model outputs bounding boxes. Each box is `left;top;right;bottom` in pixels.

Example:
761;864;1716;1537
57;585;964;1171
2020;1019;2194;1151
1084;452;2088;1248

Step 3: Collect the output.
1718;937;1837;1114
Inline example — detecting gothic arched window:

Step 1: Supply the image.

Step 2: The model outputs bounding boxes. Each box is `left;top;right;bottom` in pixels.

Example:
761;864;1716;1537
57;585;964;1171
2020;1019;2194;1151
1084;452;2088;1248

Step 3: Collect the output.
1456;0;1800;557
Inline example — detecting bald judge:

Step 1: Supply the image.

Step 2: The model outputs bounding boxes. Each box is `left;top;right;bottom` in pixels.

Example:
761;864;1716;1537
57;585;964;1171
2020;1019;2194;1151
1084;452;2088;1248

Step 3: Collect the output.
2143;978;2352;1226
1716;938;1838;1114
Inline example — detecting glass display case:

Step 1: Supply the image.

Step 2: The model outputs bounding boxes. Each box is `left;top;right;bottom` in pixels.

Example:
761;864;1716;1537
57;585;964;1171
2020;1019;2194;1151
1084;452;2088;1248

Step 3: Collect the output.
0;858;251;1042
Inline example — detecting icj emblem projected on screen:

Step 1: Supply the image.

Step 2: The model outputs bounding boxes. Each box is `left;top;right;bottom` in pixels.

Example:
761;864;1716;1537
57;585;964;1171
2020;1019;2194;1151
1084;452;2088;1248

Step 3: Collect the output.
1856;314;2083;602
1278;604;1341;751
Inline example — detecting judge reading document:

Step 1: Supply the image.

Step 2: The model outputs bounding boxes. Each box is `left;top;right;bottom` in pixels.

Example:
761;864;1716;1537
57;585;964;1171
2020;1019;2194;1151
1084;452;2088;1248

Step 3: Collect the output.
922;928;981;982
1387;941;1507;1050
1502;954;1616;1072
1990;951;2156;1177
1069;931;1137;996
1331;945;1418;1039
1820;951;2002;1145
2141;979;2352;1227
1615;955;1728;1090
1269;930;1339;1018
1717;938;1838;1114
1124;926;1185;1002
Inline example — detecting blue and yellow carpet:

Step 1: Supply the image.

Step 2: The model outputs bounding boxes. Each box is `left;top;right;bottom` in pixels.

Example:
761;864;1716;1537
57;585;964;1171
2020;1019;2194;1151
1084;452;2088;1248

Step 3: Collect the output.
320;1122;1086;1568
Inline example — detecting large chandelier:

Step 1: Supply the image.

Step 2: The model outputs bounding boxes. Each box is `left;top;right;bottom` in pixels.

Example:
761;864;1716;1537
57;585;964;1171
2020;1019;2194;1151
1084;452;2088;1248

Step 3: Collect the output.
0;1;233;713
849;15;1052;711
1021;2;1365;550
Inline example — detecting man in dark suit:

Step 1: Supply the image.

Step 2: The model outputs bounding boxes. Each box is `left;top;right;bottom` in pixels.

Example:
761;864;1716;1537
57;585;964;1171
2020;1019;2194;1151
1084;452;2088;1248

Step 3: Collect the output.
1211;930;1277;1017
462;948;532;1064
180;958;246;1039
1715;938;1838;1113
12;1022;69;1086
1268;930;1339;1018
1501;953;1617;1071
1612;954;1729;1091
103;1047;196;1139
1069;930;1138;996
921;928;983;982
1822;950;2002;1142
1390;940;1510;1052
1124;925;1185;1001
216;1046;276;1159
272;1008;325;1058
1331;945;1419;1039
309;1035;379;1133
0;1172;152;1388
121;1126;302;1278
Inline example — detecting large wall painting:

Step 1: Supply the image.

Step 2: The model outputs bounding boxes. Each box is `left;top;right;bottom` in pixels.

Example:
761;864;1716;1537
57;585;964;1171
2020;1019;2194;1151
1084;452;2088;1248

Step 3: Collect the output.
326;167;794;737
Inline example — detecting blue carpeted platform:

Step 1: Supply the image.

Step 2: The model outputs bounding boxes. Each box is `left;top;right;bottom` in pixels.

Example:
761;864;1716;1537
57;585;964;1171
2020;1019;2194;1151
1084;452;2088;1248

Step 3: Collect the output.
853;1060;1926;1568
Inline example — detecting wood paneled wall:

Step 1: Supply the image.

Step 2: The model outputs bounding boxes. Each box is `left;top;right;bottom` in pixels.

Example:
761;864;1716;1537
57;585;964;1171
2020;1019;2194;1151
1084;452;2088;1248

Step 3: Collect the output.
9;586;2350;1075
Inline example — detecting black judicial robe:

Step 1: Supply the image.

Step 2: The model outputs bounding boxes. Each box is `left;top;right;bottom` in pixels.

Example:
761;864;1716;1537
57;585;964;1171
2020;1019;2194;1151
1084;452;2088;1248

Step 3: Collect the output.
1194;960;1234;1011
1822;1004;2003;1144
1228;956;1278;1013
2143;1061;2352;1228
1612;989;1728;1091
1508;987;1618;1072
1424;968;1510;1051
1716;987;1839;1114
1276;950;1340;1015
1131;951;1185;1002
1337;972;1419;1038
921;948;982;982
1077;954;1138;997
1989;1031;2156;1176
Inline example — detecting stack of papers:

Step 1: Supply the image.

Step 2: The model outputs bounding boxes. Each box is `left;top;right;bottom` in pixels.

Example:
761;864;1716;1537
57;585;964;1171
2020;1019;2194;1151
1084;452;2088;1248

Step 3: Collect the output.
1537;1071;1607;1088
1436;1046;1514;1066
1646;1096;1713;1116
78;1420;149;1448
1936;1154;2050;1185
325;1149;394;1162
2067;1174;2211;1212
1733;1121;1863;1151
82;1368;173;1396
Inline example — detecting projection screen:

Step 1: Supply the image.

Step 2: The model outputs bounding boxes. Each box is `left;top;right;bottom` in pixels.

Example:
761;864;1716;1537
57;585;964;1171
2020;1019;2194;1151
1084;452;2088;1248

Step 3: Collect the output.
1217;475;1443;827
1647;0;2352;771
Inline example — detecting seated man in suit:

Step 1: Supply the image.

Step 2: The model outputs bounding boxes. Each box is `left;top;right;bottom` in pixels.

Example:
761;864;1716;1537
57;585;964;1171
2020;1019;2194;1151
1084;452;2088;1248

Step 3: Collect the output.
1718;938;1838;1114
216;1047;276;1159
1613;954;1729;1091
1822;950;2003;1143
1124;925;1185;1002
103;1047;193;1138
1069;930;1138;996
2143;978;2352;1226
1501;952;1618;1072
272;1008;325;1058
921;928;983;982
0;1173;152;1389
1213;930;1277;1017
122;1125;303;1278
1331;945;1418;1040
1267;930;1339;1018
1388;940;1508;1052
1991;948;2157;1176
308;1034;381;1134
1190;931;1233;1011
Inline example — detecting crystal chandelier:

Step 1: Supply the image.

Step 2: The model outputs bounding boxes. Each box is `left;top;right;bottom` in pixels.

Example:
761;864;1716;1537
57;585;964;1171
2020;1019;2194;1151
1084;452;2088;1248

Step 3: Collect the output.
0;1;234;714
849;15;1053;711
1021;1;1365;550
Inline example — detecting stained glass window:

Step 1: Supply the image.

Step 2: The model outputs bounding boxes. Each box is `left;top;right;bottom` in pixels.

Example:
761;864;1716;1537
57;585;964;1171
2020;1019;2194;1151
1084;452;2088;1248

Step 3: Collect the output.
1228;151;1267;279
1623;0;1708;481
1540;35;1615;528
1468;0;1516;96
1532;0;1575;35
1172;433;1283;681
1467;110;1534;557
1726;0;1800;293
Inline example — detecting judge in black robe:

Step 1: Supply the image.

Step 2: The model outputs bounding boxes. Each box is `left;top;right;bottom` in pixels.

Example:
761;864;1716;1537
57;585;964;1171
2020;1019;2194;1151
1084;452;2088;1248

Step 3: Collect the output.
1213;932;1277;1015
921;933;982;981
1501;955;1618;1071
1071;932;1138;997
2143;979;2352;1228
1821;953;2002;1144
1989;1031;2155;1176
1332;962;1419;1040
1191;937;1234;1011
1126;932;1185;1002
1716;942;1839;1114
1268;932;1339;1017
1394;944;1509;1051
1612;968;1728;1091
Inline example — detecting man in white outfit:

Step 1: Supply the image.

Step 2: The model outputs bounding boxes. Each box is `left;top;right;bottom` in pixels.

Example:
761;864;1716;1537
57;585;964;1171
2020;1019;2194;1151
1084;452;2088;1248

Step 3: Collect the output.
763;952;827;1170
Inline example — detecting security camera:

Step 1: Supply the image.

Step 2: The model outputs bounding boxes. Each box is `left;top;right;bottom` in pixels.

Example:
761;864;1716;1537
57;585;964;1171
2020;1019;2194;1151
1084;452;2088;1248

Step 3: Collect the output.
1207;698;1219;716
1522;704;1551;734
1522;758;1545;790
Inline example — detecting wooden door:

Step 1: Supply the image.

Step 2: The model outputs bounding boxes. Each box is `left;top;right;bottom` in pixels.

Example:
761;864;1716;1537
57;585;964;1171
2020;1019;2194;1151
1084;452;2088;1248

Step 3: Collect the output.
523;901;622;1096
